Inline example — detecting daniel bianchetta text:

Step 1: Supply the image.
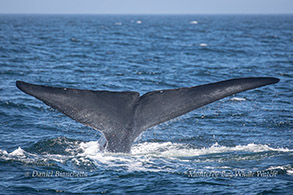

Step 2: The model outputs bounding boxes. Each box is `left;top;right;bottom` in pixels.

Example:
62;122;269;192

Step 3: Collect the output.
25;170;88;178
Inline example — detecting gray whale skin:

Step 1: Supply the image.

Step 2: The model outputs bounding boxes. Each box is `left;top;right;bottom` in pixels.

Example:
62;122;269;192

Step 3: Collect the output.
16;77;279;153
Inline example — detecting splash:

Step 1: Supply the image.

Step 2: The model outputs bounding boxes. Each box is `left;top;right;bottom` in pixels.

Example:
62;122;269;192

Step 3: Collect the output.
74;141;293;171
0;141;292;173
10;147;25;156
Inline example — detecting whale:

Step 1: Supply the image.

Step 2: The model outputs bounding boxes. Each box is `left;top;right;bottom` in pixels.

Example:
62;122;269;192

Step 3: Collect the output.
16;77;279;153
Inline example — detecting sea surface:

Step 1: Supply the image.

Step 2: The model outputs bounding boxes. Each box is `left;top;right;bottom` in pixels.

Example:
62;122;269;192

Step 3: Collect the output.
0;14;292;194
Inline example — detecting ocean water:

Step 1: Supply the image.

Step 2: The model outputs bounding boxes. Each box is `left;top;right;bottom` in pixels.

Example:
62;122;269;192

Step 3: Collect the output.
0;14;292;194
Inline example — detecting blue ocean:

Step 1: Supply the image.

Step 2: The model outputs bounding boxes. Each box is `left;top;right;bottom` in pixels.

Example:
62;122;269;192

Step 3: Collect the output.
0;14;292;194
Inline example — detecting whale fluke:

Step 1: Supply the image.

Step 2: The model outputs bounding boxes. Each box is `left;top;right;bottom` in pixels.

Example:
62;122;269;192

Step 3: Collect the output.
16;77;279;153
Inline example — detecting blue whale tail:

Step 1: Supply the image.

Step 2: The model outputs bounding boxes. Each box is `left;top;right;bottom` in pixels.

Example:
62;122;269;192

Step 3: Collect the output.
16;77;279;153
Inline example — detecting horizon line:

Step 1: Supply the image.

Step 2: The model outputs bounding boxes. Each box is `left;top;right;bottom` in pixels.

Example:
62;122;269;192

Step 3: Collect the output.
1;13;293;15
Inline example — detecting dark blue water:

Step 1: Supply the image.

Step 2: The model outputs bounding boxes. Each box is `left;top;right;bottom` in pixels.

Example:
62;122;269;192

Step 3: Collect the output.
0;14;292;194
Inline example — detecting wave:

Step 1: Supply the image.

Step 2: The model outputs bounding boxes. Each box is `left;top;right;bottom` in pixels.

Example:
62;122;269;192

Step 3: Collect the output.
131;142;292;157
1;137;292;174
1;140;292;160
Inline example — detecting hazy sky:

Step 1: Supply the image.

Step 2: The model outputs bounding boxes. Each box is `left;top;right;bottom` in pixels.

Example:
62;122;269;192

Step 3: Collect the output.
0;0;292;14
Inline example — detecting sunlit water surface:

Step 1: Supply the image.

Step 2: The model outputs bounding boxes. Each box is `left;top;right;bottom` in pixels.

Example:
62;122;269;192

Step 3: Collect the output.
0;15;292;194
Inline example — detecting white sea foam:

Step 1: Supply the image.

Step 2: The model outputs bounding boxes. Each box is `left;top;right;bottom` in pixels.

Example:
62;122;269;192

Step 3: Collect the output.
0;149;8;155
267;165;293;175
1;142;292;173
230;97;246;101
10;147;25;156
72;141;293;172
131;142;292;157
190;21;198;24
0;146;68;164
200;43;208;47
79;141;100;157
287;169;293;175
2;142;291;162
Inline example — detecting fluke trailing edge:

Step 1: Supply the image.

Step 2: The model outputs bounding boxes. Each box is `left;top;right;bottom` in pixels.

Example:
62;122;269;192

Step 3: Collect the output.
16;77;279;153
